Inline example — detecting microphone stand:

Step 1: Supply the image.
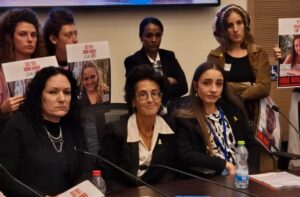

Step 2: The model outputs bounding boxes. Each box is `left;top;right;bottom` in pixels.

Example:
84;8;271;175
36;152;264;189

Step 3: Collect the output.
75;148;169;197
0;164;43;197
270;105;300;165
148;164;257;197
275;108;300;136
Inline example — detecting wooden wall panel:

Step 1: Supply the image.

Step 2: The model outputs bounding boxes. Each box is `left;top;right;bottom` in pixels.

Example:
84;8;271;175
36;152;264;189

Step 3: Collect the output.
248;0;300;141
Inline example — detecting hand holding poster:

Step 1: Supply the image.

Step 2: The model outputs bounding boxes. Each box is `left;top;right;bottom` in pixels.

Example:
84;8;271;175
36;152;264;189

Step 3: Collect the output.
278;18;300;88
1;56;58;97
66;41;111;105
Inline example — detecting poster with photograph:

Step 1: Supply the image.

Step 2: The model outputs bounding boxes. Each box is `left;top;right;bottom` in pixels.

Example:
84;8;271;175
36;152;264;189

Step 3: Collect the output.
278;18;300;88
256;97;281;153
67;41;111;105
1;56;58;97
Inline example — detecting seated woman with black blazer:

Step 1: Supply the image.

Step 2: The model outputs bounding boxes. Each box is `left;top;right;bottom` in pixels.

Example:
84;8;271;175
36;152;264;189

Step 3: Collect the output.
99;64;176;192
0;67;91;196
174;61;260;176
124;17;188;104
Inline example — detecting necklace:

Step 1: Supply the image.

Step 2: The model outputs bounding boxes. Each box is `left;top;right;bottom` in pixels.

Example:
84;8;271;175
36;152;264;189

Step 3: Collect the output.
44;125;64;153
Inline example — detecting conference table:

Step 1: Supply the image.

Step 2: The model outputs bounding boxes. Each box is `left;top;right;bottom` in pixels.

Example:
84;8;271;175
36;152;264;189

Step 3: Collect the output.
107;169;300;197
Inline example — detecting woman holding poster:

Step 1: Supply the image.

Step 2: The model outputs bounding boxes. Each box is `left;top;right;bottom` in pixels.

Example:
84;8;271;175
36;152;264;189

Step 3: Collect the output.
0;8;45;132
274;33;300;168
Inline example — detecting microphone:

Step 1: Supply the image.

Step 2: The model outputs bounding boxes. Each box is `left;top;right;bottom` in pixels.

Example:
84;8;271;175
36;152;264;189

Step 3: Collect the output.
0;164;43;197
270;105;300;166
74;148;169;197
271;105;300;135
140;164;257;197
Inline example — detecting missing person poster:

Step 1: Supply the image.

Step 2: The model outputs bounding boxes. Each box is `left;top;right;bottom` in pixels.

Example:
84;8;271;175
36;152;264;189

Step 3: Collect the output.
1;56;58;97
67;41;111;105
256;97;281;153
278;18;300;88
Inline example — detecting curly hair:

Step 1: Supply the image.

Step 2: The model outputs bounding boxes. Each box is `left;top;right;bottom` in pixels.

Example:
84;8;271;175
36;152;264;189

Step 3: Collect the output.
0;8;45;63
124;64;165;114
43;8;75;55
213;4;254;50
20;66;82;134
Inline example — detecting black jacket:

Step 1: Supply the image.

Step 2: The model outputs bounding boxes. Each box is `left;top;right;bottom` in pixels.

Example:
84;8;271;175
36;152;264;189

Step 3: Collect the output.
0;112;91;196
124;48;188;104
175;97;260;175
98;114;176;192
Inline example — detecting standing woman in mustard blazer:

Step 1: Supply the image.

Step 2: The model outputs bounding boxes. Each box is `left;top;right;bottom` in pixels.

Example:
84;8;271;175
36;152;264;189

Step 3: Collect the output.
207;4;271;130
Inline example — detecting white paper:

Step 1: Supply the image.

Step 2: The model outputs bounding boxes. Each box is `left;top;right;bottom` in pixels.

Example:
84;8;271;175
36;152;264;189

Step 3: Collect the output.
1;56;58;82
279;18;300;35
250;171;300;189
57;180;104;197
66;41;110;62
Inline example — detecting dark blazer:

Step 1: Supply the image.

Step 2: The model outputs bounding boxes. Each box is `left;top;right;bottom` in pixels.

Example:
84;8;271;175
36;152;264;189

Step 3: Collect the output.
98;114;176;192
124;48;188;104
0;112;91;197
175;97;260;175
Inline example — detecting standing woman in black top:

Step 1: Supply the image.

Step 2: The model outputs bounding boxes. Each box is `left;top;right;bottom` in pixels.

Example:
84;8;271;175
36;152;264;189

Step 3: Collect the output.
124;17;188;105
207;4;271;129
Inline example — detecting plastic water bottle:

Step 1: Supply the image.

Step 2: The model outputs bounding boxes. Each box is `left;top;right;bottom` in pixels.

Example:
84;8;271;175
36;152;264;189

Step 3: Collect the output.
91;170;106;194
235;140;249;189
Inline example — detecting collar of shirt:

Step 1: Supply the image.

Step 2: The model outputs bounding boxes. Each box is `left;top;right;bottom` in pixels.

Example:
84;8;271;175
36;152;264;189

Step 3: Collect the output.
147;52;161;63
127;113;174;143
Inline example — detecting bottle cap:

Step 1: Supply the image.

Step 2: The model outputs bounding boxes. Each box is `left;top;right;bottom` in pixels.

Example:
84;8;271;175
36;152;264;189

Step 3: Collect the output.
237;140;245;145
92;170;102;176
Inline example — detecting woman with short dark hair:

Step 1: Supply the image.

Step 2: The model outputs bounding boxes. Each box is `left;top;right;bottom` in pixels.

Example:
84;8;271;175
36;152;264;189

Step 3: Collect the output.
124;17;188;105
99;64;176;192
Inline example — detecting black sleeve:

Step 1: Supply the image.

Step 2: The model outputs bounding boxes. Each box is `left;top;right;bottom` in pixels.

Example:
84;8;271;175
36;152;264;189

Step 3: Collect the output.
233;109;260;174
164;52;188;99
243;122;260;174
97;122;129;192
124;56;136;77
72;124;93;184
176;118;226;174
0;115;45;197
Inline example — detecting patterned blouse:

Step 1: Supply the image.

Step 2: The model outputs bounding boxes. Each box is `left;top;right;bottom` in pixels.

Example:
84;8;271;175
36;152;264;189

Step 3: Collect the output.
206;109;236;164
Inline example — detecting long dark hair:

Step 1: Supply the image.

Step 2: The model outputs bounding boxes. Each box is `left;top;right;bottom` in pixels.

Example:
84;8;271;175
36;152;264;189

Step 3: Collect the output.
20;66;82;133
213;4;254;51
176;61;245;155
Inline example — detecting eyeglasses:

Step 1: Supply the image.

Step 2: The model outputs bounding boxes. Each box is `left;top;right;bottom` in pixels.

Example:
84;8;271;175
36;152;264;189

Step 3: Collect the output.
135;91;162;101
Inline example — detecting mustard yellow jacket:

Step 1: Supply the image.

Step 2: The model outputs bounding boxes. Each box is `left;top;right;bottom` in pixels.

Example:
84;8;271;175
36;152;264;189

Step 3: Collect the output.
207;44;271;101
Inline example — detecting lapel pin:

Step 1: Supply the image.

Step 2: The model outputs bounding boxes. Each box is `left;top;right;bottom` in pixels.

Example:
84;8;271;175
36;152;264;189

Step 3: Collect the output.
233;116;238;122
158;139;162;145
